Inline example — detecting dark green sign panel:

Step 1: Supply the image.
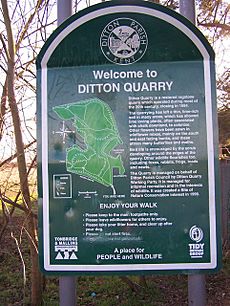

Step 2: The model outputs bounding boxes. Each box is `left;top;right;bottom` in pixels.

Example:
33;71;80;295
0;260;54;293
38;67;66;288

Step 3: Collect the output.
37;0;221;273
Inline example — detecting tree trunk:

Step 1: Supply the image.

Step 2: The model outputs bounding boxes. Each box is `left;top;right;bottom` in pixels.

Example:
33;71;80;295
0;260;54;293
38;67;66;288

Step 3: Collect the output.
0;78;7;141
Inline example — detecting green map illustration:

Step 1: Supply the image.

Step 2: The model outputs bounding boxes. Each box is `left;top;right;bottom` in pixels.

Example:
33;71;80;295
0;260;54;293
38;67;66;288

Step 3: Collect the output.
53;98;125;187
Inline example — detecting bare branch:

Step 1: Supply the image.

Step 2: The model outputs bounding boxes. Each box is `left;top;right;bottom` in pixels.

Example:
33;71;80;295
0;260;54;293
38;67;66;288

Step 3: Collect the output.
198;22;230;32
0;194;37;219
0;140;36;167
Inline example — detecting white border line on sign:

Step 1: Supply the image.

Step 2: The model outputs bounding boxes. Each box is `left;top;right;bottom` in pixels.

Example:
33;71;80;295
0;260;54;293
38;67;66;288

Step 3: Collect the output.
41;5;217;271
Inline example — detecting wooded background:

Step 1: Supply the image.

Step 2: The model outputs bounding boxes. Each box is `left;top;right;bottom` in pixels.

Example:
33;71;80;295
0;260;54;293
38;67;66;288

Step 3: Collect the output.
0;1;229;305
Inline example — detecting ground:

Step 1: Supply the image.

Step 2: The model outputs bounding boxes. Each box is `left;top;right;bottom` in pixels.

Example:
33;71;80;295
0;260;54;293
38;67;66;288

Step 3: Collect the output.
0;215;229;305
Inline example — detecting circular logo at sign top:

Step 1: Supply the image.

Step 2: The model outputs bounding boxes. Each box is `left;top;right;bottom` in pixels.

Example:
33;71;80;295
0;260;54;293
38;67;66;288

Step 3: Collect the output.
100;18;148;65
189;225;204;243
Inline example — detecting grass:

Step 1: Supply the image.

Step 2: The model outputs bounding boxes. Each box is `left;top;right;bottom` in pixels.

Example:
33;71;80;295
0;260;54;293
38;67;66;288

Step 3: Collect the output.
0;163;37;201
0;163;38;219
77;275;163;306
41;275;165;306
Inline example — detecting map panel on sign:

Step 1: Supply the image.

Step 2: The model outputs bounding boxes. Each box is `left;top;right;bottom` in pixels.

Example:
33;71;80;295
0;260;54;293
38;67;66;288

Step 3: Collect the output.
53;98;125;187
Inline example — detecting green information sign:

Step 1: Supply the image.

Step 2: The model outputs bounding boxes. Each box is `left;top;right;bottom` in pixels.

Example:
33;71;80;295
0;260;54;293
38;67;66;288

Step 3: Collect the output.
37;0;221;273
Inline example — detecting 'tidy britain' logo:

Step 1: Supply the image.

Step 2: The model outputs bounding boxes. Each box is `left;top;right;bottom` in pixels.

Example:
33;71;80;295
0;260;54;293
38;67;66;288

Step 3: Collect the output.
188;225;205;259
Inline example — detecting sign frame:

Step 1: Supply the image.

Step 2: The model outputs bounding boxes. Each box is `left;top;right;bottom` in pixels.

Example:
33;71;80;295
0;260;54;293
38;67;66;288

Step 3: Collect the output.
37;0;221;274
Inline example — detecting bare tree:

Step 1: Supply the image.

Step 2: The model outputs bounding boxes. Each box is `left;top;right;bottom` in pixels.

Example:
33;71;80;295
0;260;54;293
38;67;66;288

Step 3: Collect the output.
0;0;56;304
196;1;230;150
